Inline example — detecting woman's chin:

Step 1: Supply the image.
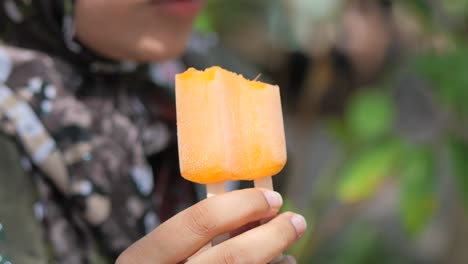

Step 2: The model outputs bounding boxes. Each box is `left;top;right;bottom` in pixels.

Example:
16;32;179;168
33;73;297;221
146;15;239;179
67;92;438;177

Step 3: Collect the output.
130;36;189;62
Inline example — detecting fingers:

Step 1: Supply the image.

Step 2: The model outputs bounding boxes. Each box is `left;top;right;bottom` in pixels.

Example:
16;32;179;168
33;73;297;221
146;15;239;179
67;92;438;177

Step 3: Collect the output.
187;212;307;264
230;221;260;237
116;188;283;264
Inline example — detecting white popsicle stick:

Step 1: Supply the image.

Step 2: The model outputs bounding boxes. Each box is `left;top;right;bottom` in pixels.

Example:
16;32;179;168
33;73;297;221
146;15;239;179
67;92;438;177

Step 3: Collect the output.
254;176;273;190
207;182;226;198
206;182;230;245
254;177;284;264
254;176;275;226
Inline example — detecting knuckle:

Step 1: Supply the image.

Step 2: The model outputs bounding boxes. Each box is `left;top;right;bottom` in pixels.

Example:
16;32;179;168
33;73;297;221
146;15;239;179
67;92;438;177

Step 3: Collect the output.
242;200;262;217
243;190;271;215
185;202;217;236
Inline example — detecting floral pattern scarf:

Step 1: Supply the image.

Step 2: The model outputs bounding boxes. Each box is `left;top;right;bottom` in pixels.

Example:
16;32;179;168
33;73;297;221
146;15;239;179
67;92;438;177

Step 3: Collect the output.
0;0;224;262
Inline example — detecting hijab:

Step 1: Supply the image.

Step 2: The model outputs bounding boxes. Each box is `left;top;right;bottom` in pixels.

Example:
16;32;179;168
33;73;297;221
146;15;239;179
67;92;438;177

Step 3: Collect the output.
0;1;204;262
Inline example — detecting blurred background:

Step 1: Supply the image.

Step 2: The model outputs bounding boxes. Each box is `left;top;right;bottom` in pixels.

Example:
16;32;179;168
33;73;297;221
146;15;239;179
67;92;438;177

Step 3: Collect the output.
196;0;468;263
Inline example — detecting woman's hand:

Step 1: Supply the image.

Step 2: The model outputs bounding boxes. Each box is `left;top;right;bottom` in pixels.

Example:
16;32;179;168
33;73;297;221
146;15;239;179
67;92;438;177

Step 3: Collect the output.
116;188;306;264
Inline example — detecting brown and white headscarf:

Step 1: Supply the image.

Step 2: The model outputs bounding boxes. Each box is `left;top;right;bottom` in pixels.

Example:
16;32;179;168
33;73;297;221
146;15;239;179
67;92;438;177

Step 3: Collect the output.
0;1;221;262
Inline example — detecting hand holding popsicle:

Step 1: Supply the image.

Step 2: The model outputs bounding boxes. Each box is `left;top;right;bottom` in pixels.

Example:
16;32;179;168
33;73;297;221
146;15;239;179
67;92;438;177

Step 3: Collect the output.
176;66;299;261
116;189;306;264
116;67;306;264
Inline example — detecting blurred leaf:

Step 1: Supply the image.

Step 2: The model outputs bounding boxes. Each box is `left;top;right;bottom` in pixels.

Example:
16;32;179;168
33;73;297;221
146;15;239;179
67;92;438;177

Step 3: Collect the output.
338;141;402;202
399;147;436;236
194;10;215;33
448;137;468;207
346;91;395;142
416;49;468;116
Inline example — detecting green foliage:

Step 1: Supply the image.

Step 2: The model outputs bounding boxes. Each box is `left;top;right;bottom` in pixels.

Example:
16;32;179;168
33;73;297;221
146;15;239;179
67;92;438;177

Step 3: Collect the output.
338;87;401;204
332;225;383;264
398;0;433;27
326;118;352;145
346;91;395;142
448;137;468;208
194;10;214;33
338;141;402;203
399;147;436;235
281;199;316;260
280;198;298;214
416;49;468;116
286;218;315;261
309;223;405;264
440;0;468;21
204;0;270;34
199;1;468;262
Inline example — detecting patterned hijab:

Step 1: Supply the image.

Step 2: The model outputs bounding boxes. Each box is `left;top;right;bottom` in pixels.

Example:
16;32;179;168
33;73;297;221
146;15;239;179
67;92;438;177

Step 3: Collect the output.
0;1;208;262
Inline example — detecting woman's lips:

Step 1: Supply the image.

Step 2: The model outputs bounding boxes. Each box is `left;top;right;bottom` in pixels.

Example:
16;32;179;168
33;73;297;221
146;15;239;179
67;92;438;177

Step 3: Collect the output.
150;0;204;18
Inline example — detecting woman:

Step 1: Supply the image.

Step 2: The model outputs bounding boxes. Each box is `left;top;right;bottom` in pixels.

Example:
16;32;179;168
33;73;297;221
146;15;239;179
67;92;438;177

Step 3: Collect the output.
0;0;306;263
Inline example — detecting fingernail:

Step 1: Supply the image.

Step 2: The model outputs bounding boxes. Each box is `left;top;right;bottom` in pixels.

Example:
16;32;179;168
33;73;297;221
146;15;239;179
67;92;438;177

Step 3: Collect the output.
263;191;283;209
290;214;307;237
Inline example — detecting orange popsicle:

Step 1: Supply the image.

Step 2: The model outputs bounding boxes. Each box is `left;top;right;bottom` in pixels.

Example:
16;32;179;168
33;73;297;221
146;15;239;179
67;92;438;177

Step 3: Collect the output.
176;66;287;184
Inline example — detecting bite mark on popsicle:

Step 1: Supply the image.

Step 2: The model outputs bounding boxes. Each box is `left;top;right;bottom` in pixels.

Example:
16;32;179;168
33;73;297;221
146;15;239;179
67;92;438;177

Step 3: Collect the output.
176;67;287;184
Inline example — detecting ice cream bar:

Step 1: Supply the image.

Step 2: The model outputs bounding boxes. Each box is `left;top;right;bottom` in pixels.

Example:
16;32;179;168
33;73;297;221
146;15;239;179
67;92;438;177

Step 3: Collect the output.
175;66;287;184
